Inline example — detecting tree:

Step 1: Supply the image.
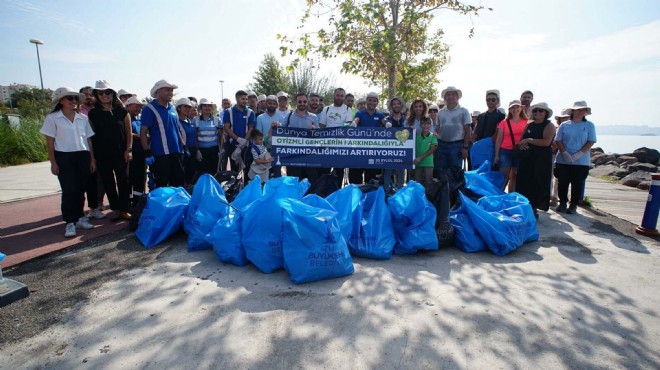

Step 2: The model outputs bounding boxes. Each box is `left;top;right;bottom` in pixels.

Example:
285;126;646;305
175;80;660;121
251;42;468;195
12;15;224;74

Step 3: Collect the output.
279;0;485;100
11;88;52;119
249;53;290;96
287;61;337;103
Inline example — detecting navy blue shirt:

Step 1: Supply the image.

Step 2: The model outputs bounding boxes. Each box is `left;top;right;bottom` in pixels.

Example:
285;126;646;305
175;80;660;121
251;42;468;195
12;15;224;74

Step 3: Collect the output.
222;105;256;143
355;109;385;127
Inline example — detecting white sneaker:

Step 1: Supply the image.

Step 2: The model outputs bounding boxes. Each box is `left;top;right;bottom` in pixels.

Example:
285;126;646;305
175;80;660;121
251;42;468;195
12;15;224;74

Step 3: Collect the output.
87;207;106;219
65;223;76;237
76;218;94;230
80;216;90;223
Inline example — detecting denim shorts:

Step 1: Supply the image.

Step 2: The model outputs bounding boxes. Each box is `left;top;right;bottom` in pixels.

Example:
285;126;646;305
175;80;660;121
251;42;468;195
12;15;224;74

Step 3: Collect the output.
498;148;519;169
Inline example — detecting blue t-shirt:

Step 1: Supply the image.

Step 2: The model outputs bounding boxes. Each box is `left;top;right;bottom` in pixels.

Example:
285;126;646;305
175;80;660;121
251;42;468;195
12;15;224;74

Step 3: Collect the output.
355;109;385;127
286;111;318;129
222;105;256;143
141;102;183;156
194;115;222;148
179;119;197;148
131;117;144;154
555;119;597;166
256;112;280;146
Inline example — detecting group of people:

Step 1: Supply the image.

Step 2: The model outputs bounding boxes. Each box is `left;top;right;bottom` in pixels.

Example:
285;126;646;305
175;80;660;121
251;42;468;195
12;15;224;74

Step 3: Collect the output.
41;78;596;237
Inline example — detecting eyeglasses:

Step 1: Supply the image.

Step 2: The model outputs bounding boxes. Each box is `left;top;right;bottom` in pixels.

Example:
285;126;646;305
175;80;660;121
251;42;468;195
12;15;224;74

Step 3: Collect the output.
486;98;498;102
297;100;307;104
97;90;113;96
64;95;79;102
532;109;546;113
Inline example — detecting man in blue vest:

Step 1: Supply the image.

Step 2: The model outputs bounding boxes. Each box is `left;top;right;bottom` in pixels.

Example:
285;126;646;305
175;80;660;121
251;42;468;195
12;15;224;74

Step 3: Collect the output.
193;98;223;175
223;90;256;172
140;80;185;188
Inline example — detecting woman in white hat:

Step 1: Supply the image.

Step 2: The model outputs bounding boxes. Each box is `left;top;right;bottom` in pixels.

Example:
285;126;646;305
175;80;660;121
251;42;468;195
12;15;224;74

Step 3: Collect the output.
87;80;133;221
553;101;597;214
40;87;96;237
494;100;529;192
515;102;557;218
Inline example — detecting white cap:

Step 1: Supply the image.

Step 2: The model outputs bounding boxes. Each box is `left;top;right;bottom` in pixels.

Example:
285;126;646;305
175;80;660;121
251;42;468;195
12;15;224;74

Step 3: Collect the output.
366;92;379;99
266;95;277;101
198;98;213;106
257;94;267;103
246;90;257;97
276;91;289;98
124;96;143;106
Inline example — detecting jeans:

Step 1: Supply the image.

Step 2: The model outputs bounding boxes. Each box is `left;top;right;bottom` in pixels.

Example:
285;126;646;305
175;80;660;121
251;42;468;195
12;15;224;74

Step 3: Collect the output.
383;168;405;192
54;151;90;223
435;141;463;171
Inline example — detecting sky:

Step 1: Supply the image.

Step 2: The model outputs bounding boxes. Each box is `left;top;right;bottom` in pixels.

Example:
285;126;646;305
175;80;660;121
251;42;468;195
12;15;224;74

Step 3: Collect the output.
1;0;660;127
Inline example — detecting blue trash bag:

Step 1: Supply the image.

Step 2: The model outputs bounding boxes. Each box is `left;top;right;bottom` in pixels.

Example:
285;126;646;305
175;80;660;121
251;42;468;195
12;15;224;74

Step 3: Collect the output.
464;161;505;197
460;192;538;256
302;194;336;211
348;187;396;259
184;174;230;252
279;198;354;284
204;176;263;267
449;200;487;253
263;176;310;200
388;180;439;254
136;187;191;248
326;185;363;243
470;138;495;170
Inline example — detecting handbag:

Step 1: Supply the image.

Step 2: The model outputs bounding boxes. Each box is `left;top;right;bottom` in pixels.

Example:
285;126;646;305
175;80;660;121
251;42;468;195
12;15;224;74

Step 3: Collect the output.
506;119;528;159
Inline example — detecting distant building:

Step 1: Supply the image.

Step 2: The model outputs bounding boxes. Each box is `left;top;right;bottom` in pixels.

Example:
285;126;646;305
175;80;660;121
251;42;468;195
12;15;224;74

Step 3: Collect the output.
0;83;38;102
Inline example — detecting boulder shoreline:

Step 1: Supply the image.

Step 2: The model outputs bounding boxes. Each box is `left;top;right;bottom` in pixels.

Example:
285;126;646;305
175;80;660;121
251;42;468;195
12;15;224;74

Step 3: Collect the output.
589;147;659;190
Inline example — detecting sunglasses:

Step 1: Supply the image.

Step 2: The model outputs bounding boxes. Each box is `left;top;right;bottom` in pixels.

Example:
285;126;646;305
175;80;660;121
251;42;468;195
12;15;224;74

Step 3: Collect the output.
64;95;79;102
97;90;114;96
297;100;307;104
532;109;546;113
486;98;498;102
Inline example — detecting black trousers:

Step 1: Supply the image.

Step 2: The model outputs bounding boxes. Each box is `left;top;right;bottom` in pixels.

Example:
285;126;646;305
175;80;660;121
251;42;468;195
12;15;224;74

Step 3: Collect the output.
198;146;220;175
286;166;319;184
96;154;130;212
349;168;378;184
152;153;184;188
554;164;589;206
184;147;198;185
129;151;146;197
54;151;90;223
85;171;98;209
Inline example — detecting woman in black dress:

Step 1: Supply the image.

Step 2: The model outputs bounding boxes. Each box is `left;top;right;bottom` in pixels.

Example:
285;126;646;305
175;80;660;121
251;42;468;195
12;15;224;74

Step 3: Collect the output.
516;102;556;218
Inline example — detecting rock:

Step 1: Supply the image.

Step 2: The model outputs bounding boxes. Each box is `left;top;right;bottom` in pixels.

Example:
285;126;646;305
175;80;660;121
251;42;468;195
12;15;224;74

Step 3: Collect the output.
637;181;651;191
619;171;652;187
627;162;658;173
591;147;604;154
621;159;638;167
604;161;620;167
616;155;637;164
590;164;625;178
632;147;660;164
592;154;616;166
611;169;631;179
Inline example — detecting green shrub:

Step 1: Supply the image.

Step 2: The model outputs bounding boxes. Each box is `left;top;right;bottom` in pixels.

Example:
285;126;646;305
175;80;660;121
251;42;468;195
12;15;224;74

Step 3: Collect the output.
0;118;48;165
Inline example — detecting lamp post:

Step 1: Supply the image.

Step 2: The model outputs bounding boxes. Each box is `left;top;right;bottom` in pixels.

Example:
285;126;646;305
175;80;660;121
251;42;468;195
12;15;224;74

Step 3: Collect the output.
29;39;45;101
219;80;224;101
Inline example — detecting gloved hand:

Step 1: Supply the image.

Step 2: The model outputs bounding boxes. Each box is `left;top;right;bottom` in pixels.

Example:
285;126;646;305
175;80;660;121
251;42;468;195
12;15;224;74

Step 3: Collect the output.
236;137;248;147
231;147;242;162
571;151;584;162
385;122;392;128
218;149;225;159
561;151;573;163
350;122;358;128
195;150;203;162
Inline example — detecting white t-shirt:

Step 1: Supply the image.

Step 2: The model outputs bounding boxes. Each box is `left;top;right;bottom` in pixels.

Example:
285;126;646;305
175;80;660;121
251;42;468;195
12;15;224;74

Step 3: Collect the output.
40;110;95;152
437;104;471;142
319;104;353;127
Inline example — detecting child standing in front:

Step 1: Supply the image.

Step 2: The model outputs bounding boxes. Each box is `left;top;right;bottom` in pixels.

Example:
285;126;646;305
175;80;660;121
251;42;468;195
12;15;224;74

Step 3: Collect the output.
414;119;437;187
247;129;273;184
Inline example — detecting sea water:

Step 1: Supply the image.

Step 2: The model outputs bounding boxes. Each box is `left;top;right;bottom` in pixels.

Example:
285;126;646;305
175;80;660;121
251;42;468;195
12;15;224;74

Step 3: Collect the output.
594;135;660;154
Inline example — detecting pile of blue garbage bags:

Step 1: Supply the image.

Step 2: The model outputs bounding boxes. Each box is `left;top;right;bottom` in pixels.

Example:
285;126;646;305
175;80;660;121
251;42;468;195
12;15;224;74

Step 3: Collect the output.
136;161;538;284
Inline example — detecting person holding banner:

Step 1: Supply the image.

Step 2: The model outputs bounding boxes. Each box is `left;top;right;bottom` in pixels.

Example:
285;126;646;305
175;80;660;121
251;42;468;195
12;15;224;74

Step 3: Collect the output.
350;92;389;184
383;96;407;192
319;88;354;184
282;93;319;184
256;95;282;178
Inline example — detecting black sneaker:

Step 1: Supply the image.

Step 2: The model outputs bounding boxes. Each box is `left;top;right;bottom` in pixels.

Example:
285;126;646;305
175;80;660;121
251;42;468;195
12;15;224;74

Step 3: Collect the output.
566;204;578;214
555;203;567;213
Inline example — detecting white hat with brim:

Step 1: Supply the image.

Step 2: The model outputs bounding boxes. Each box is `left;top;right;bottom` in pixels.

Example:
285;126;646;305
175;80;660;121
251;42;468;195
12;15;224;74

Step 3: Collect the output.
441;86;462;100
52;87;84;105
508;100;522;108
531;102;553;118
198;98;213;106
150;80;178;98
175;97;193;108
570;100;591;115
428;104;439;111
486;89;500;100
123;96;143;107
117;89;134;97
93;80;116;94
556;108;571;118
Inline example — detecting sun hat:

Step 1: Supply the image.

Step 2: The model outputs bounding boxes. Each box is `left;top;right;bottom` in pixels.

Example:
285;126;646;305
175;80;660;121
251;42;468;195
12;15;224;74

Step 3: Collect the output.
531;102;553;118
508;100;522;108
93;80;116;93
441;86;462;100
428;104;439;111
486;89;500;100
555;108;571;118
570;101;591;115
150;80;178;98
198;98;213;106
276;91;289;98
257;94;267;103
366;92;379;99
246;90;257;97
51;87;84;105
117;89;134;97
123;96;143;107
266;94;277;102
472;110;481;117
175;97;193;108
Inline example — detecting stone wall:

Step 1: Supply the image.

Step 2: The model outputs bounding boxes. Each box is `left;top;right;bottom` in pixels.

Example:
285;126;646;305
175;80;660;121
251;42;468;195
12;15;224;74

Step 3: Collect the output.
589;147;659;190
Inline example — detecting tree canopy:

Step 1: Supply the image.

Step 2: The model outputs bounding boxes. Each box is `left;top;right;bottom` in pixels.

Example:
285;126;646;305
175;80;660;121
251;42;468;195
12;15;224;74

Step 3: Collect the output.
248;53;290;96
278;0;485;102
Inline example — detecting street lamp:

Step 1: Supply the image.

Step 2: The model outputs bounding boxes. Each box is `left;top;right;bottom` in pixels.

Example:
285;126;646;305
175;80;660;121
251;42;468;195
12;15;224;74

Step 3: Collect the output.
219;80;224;100
29;39;45;100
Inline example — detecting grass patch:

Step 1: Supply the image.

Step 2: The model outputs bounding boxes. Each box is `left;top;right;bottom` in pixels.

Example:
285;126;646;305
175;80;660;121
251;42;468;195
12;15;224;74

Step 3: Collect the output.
582;196;593;207
597;175;620;184
0;119;48;166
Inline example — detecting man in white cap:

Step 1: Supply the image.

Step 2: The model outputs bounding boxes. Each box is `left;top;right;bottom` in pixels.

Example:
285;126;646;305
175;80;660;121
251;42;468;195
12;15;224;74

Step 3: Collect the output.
474;89;505;142
140;80;185;188
256;94;267;117
435;86;471;172
222;90;256;173
350;91;388;184
255;95;282;178
275;91;290;122
193;98;223;176
247;90;258;112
